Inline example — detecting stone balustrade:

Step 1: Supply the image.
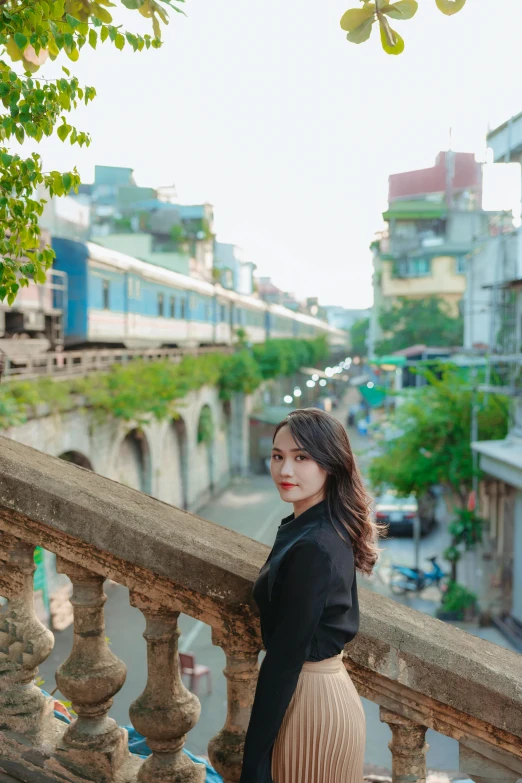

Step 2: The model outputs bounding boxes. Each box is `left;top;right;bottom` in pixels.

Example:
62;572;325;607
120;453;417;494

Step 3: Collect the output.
0;435;521;783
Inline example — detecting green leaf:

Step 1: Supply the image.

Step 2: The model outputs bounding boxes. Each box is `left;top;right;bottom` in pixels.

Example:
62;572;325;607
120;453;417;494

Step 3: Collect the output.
89;28;98;48
66;13;81;28
347;16;374;42
14;32;28;51
121;0;144;7
340;5;375;31
115;32;125;50
1;153;13;166
62;172;72;191
435;0;466;14
379;18;404;53
57;123;70;141
92;4;113;23
100;25;109;42
62;66;70;76
35;267;47;284
381;0;418;19
66;46;79;61
53;0;65;19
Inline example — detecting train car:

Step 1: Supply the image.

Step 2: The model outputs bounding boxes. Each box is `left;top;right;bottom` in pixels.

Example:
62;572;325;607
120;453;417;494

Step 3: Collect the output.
52;238;217;348
51;237;346;351
215;286;267;345
0;269;67;360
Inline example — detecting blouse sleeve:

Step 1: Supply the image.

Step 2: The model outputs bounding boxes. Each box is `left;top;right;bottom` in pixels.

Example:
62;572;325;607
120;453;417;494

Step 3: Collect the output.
239;539;332;783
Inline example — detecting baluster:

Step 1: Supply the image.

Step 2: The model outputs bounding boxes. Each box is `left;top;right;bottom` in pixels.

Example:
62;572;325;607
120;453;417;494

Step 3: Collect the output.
379;707;428;783
128;591;206;783
54;558;132;782
208;627;260;783
0;539;54;735
459;742;521;783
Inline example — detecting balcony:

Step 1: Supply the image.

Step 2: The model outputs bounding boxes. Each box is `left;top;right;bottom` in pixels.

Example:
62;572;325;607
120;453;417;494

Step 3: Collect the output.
1;435;521;783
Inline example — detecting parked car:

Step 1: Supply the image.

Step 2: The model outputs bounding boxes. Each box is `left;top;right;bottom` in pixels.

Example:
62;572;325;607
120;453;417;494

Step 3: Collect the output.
374;489;434;536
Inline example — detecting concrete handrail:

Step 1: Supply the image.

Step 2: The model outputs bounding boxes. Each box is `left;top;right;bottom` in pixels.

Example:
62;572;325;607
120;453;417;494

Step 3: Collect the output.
0;435;521;782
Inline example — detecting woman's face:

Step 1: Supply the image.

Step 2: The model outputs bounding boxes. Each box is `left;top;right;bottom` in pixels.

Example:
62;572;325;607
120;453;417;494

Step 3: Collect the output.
270;425;327;510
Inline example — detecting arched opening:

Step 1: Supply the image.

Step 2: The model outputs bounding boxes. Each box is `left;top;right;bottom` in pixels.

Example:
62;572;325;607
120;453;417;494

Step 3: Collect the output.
159;416;189;510
115;428;151;494
59;451;94;471
197;404;215;496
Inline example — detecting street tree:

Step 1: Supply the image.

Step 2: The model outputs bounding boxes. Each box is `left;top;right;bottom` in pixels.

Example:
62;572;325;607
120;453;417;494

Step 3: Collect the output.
350;316;369;358
369;365;507;507
0;0;182;304
369;365;507;581
375;295;463;355
340;0;466;55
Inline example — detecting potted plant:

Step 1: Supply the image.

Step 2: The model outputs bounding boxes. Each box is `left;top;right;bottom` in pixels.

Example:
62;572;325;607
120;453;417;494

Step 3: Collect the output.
436;580;478;622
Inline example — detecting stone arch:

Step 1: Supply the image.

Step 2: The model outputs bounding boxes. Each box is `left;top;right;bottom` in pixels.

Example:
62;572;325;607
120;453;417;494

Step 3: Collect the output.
158;416;189;510
196;403;215;497
115;428;151;494
58;450;94;471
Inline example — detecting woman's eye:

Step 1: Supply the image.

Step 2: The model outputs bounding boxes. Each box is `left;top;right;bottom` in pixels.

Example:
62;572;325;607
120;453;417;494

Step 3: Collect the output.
296;455;307;461
271;454;281;460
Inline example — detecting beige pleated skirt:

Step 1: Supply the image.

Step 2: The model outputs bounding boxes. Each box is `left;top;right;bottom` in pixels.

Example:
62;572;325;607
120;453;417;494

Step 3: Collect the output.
271;651;366;783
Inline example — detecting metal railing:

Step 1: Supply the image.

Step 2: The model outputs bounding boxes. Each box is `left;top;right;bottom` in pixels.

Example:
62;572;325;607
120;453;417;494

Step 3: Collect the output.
0;345;231;382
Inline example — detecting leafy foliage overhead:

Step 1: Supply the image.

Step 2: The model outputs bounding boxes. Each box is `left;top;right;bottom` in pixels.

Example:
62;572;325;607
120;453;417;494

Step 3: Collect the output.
0;0;183;303
375;295;463;355
340;0;466;55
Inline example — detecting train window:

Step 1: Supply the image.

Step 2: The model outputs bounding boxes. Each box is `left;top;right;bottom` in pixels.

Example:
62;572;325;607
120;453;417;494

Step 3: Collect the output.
170;295;176;318
128;278;133;298
220;304;226;322
205;301;211;322
180;298;186;319
103;280;110;309
135;280;141;298
158;292;165;317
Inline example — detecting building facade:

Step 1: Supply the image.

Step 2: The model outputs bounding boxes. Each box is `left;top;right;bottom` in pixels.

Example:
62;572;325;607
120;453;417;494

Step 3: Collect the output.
371;152;492;353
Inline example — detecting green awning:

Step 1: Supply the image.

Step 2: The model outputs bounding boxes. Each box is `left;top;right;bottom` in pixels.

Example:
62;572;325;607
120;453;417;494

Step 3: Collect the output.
370;356;407;367
383;200;447;221
359;385;386;407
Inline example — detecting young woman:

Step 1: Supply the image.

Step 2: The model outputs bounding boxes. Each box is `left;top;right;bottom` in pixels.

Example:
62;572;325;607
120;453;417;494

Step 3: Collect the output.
239;407;381;783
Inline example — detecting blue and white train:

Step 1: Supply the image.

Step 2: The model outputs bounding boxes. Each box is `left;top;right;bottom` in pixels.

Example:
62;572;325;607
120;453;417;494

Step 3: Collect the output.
51;238;346;350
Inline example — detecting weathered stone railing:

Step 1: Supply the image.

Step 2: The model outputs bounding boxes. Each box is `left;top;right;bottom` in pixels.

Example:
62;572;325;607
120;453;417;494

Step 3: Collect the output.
1;435;521;783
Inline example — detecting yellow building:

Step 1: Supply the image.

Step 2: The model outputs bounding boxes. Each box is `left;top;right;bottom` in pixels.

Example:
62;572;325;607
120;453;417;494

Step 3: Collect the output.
371;199;488;349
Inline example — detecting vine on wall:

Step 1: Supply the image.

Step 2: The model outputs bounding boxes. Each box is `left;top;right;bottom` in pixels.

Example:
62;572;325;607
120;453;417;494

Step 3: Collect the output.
0;336;329;429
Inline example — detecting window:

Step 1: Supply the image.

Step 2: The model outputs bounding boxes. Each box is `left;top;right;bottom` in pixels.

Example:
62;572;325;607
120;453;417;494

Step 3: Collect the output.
128;278;133;298
220;304;226;322
135;280;141;299
158;292;165;317
204;301;211;322
170;295;176;318
102;279;110;309
180;298;186;319
394;258;431;278
456;256;466;275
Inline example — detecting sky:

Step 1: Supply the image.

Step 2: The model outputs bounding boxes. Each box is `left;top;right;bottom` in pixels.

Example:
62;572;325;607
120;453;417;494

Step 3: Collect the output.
24;0;522;308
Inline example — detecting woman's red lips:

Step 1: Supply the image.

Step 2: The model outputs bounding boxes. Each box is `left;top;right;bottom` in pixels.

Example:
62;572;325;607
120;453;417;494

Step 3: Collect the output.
280;482;296;489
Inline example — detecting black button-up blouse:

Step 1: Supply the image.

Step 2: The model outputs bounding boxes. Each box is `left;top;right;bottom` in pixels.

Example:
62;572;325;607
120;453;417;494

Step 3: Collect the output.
239;499;360;783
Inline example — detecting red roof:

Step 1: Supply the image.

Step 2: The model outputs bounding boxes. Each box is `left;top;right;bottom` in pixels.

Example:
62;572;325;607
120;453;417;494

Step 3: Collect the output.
388;152;482;202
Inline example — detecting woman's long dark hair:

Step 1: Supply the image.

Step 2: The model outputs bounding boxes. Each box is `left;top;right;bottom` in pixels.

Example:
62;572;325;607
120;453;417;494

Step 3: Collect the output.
273;408;382;576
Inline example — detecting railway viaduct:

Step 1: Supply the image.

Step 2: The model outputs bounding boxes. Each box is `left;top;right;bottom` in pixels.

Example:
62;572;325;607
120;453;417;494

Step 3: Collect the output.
2;386;255;513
